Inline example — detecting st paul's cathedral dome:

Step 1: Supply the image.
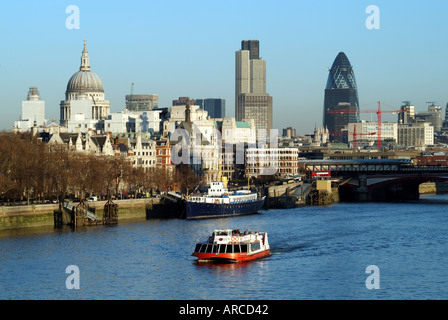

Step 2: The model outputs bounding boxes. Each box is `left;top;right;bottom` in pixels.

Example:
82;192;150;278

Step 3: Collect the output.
60;41;110;125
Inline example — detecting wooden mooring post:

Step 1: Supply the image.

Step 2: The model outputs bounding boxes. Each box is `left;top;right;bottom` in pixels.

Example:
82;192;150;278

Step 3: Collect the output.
103;198;118;225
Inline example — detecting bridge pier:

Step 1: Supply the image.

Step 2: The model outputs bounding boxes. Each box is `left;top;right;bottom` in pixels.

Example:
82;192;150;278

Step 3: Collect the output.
354;189;369;202
354;174;369;202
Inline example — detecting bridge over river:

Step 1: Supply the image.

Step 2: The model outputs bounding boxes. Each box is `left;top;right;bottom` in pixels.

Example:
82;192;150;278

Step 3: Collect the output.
299;159;448;202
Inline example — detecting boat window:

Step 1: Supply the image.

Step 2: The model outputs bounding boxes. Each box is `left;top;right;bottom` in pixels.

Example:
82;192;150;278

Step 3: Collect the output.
251;242;261;251
219;244;226;253
195;244;202;252
211;244;217;253
205;245;211;253
240;244;248;253
226;245;233;253
234;245;241;253
198;244;206;253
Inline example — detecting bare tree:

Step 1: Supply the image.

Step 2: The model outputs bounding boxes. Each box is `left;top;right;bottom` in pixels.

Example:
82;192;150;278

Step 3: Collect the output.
176;165;200;196
0;132;172;203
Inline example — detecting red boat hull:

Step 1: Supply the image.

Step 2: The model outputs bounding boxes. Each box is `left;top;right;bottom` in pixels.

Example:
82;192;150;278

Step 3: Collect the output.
192;249;270;262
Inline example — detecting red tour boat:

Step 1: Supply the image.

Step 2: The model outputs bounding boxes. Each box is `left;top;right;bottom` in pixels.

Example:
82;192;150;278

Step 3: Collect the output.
192;229;270;262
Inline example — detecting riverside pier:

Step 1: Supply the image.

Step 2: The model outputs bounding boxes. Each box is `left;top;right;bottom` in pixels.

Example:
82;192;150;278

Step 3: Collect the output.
54;198;118;229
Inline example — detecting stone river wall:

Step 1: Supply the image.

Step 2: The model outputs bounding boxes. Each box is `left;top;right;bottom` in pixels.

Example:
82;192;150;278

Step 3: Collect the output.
0;198;160;231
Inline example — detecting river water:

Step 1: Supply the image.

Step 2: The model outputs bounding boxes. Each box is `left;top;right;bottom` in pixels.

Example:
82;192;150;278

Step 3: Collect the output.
1;194;448;300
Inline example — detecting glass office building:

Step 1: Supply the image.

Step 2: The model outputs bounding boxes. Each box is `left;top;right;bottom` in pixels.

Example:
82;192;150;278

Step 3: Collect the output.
196;98;226;119
323;52;360;142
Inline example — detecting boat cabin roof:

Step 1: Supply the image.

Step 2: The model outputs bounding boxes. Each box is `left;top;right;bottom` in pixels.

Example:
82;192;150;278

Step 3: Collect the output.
213;229;259;236
214;229;232;235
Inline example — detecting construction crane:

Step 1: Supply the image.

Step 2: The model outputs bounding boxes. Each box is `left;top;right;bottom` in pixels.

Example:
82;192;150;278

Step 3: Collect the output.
327;101;407;150
352;124;377;150
320;124;376;150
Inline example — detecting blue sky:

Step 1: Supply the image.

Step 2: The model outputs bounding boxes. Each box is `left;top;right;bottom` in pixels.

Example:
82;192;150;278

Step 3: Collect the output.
1;0;447;135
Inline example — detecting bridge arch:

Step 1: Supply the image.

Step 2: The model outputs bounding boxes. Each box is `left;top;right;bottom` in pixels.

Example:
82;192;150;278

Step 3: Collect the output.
301;159;448;202
339;175;448;202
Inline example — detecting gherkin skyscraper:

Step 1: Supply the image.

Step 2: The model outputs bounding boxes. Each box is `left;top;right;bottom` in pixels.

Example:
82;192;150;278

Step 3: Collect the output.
323;52;359;142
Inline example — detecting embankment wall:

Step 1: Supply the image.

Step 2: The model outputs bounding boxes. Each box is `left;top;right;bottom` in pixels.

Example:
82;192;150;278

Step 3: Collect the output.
0;198;160;230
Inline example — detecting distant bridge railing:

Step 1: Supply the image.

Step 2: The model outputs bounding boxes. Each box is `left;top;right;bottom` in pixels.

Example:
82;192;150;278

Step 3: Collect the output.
299;159;448;176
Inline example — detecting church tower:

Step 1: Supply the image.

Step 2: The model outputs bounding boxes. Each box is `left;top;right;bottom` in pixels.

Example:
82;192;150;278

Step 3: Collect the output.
60;41;110;125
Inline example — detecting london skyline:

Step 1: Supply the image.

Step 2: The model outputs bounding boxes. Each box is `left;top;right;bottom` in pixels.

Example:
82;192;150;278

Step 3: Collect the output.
1;0;447;135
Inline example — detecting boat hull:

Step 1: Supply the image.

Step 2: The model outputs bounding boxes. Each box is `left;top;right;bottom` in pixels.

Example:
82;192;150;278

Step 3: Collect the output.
192;249;270;262
145;198;186;219
186;197;265;220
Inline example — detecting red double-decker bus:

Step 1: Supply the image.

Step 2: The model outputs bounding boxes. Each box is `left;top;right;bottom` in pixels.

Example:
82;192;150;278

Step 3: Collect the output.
311;171;331;178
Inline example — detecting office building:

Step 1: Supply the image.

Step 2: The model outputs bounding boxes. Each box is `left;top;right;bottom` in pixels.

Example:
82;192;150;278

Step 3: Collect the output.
415;104;443;132
241;40;259;60
14;87;46;131
397;123;434;148
195;98;225;118
323;52;359;142
246;147;299;178
218;118;256;145
442;103;448;132
415;112;442;133
236;93;272;133
398;102;415;124
283;127;297;139
235;40;273;133
173;97;195;106
345;121;398;145
125;94;158;111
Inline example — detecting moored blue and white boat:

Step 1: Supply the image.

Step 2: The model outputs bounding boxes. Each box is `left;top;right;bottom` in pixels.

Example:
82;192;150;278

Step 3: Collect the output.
186;180;265;219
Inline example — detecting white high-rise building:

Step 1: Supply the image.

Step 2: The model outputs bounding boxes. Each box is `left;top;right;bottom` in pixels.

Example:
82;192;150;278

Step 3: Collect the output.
14;87;46;131
346;121;398;145
102;110;163;134
397;122;434;149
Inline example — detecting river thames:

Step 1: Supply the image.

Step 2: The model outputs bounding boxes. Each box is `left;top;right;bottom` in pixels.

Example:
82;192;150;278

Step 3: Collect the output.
1;194;447;300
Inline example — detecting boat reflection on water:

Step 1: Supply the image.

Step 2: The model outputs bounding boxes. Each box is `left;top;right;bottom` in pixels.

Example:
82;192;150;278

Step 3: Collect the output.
194;255;270;267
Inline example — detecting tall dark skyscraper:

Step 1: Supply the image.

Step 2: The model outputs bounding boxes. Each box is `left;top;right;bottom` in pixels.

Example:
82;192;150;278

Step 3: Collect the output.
323;52;359;142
